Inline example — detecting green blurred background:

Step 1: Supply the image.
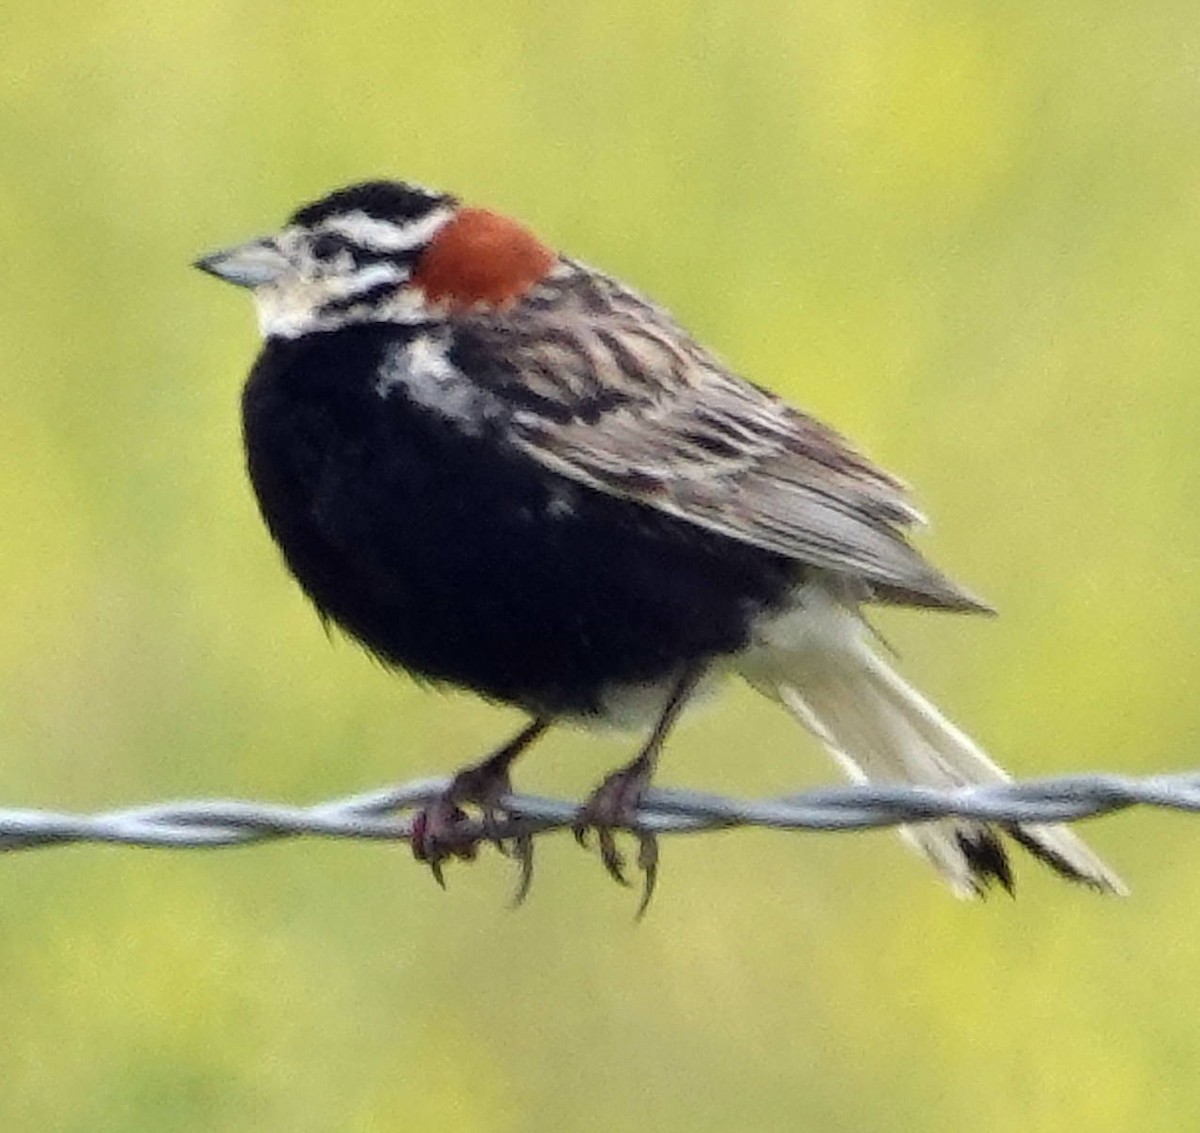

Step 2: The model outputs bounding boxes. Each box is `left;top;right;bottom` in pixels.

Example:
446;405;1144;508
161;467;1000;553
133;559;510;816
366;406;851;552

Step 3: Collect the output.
2;1;1199;1129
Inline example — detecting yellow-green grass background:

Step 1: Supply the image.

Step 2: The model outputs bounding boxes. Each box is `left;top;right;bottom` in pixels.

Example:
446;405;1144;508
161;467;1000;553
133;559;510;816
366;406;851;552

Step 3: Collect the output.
3;3;1199;1130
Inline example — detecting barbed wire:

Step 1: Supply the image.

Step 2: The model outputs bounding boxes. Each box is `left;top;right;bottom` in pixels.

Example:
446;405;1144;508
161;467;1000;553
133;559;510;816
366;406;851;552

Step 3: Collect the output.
0;770;1194;854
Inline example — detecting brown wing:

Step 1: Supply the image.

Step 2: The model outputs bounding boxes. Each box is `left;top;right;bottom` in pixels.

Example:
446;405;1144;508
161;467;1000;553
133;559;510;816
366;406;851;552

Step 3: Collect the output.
451;264;990;613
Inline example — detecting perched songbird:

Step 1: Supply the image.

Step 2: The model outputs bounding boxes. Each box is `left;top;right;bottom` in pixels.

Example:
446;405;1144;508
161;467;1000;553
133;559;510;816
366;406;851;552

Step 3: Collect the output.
196;180;1125;909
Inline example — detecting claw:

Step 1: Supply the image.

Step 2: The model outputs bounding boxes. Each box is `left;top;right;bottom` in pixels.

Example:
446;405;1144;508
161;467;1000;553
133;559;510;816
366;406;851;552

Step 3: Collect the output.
410;790;484;885
635;834;658;919
473;779;528;880
571;669;697;916
598;828;630;887
574;755;660;912
509;834;536;907
479;798;510;855
410;765;531;897
405;719;550;901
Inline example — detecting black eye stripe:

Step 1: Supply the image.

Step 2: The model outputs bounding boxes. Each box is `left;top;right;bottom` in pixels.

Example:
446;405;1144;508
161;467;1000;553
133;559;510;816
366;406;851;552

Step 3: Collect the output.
351;247;422;271
309;238;422;272
311;232;351;259
380;247;421;269
319;280;403;314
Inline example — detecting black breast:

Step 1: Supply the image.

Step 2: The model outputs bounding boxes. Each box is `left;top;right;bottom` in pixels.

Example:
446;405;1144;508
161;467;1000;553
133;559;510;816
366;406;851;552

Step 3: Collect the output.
241;324;797;717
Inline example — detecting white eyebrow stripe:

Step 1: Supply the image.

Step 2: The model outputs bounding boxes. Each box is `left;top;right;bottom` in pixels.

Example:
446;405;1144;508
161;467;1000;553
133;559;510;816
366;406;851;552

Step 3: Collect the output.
320;207;455;253
345;262;407;292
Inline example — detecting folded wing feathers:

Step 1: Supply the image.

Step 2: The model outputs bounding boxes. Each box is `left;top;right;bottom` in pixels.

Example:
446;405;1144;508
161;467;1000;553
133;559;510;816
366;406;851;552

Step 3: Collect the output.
460;286;976;610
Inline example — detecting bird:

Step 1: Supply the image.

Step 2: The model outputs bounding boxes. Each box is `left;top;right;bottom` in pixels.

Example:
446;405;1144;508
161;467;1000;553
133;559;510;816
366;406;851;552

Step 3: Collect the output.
195;178;1125;911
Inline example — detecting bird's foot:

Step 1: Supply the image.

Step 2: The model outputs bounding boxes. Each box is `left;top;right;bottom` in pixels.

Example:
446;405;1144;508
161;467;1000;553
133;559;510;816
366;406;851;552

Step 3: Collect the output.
573;754;658;917
411;761;534;903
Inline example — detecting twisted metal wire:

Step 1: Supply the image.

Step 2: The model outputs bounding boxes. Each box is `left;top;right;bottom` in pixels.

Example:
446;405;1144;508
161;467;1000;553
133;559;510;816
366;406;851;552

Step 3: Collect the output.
0;770;1194;853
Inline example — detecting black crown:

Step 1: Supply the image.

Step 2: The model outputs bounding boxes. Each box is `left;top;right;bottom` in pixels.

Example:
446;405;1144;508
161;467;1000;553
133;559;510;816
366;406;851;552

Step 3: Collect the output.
290;180;455;228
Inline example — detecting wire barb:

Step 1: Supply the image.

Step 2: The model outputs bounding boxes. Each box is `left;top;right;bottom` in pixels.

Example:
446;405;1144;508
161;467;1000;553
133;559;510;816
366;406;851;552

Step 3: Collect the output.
0;770;1192;854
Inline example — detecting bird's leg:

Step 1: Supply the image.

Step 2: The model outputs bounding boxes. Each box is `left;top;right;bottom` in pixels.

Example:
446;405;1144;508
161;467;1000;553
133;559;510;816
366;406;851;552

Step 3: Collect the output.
573;667;703;916
411;717;550;901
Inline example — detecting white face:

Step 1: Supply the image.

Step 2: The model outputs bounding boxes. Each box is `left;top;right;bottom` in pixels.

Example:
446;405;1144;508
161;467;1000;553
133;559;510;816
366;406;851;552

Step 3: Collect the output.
197;205;455;339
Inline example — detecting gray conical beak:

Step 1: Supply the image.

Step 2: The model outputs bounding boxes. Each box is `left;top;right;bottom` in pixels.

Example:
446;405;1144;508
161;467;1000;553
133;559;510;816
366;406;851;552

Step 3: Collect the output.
193;238;290;288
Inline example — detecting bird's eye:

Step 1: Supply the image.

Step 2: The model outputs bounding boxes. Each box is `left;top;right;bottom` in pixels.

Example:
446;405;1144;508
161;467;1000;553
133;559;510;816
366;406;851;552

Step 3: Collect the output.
311;232;351;260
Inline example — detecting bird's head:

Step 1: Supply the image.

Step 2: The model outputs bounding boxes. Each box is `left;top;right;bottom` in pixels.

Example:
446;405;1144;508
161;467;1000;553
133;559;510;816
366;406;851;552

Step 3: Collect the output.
195;180;557;339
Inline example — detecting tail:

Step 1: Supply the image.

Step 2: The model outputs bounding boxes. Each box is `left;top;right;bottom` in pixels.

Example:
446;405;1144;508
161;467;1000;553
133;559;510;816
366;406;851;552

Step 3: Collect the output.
740;594;1127;897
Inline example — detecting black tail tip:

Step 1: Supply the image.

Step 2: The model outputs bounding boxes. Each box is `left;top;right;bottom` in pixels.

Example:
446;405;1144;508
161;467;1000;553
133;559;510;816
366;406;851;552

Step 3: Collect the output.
956;828;1015;896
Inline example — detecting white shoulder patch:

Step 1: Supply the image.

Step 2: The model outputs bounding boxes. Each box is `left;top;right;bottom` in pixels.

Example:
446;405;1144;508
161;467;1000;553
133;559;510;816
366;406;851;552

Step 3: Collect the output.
376;336;496;433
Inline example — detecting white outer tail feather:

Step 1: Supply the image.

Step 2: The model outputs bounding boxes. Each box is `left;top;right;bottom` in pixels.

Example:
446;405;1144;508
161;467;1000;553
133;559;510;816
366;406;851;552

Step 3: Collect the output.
740;588;1127;897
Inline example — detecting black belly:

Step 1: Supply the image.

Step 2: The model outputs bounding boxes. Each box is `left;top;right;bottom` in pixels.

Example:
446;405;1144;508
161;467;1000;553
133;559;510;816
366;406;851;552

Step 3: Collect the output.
241;326;798;717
